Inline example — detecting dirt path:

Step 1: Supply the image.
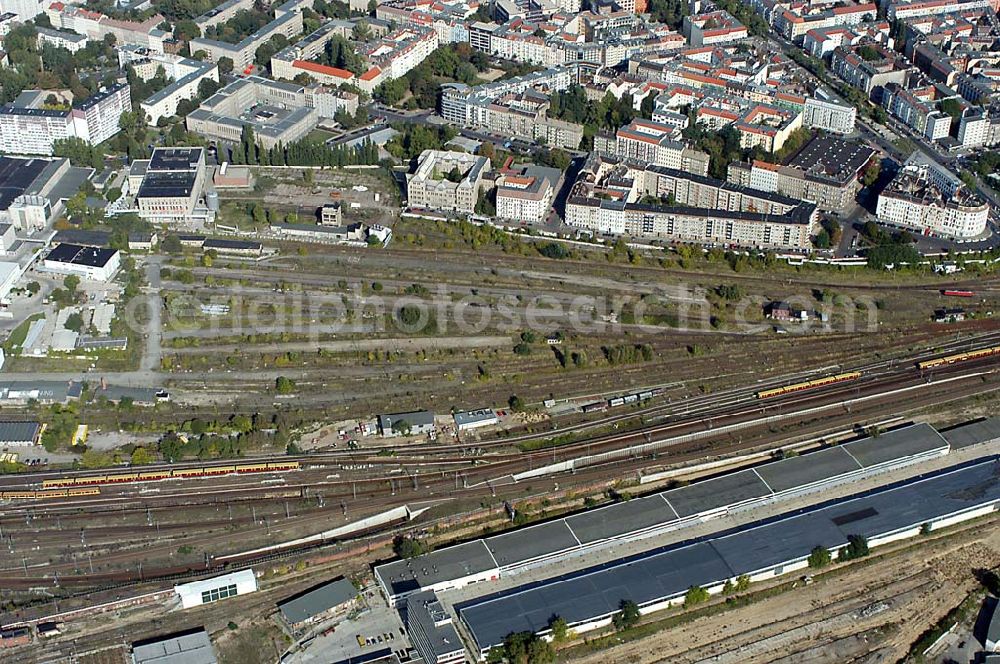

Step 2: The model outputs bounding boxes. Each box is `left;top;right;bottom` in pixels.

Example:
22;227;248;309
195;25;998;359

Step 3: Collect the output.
568;525;1000;664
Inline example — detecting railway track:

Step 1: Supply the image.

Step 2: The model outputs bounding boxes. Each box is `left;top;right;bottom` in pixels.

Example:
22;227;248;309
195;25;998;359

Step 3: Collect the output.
2;352;999;589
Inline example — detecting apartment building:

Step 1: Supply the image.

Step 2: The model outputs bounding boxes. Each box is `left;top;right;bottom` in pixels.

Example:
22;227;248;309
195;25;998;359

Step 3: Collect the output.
0;107;74;155
887;0;993;21
881;82;952;141
956;107;991;147
119;46;220;124
35;26;87;52
775;2;877;43
642;165;803;216
876;159;989;238
46;3;167;51
728;134;875;212
189;10;303;70
803;96;857;134
406;150;491;214
683;11;748;46
565;155;816;249
496;165;559;224
830;41;909;100
596;118;710;176
194;0;254;34
0;0;45;20
0;82;131;155
71;82;131;145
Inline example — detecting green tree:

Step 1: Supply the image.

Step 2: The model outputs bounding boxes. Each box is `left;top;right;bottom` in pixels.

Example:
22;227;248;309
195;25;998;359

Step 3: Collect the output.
837;534;870;562
162;234;182;253
508;394;524;410
392;535;427;558
217;56;234;74
548;616;568;642
275;376;296;394
683;585;710;607
612;599;640;631
64;312;84;332
26;281;40;295
63;275;80;293
807;545;831;568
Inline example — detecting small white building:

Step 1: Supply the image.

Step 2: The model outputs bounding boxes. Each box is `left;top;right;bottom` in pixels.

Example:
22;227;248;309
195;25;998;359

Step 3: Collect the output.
174;569;257;609
453;408;499;431
42;243;120;281
0;261;20;302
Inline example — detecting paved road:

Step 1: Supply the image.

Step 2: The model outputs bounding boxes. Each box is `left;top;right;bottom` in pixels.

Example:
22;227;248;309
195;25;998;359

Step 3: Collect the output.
167;334;514;355
140;257;163;373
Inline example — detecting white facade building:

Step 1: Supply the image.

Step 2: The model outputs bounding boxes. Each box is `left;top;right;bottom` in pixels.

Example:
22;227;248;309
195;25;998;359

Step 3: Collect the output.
174;569;258;609
876;160;989;238
803;97;856;134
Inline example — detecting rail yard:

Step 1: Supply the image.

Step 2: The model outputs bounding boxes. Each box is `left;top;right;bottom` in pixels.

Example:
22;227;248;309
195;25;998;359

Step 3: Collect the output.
4;171;1000;664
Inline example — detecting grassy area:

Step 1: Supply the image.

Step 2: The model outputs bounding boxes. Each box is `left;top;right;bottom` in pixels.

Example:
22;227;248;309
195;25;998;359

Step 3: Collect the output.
3;313;45;354
216;620;290;664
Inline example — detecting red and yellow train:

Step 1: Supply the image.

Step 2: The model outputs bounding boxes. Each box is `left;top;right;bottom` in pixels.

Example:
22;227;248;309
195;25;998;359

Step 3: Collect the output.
756;372;862;399
917;345;1000;371
1;487;100;501
41;460;301;489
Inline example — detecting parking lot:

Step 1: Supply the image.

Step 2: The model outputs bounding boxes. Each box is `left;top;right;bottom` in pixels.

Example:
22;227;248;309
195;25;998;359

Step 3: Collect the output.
285;593;409;664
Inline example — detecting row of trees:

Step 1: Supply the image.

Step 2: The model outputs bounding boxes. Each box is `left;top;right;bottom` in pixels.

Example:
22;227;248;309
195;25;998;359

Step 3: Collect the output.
228;125;380;166
374;43;491;109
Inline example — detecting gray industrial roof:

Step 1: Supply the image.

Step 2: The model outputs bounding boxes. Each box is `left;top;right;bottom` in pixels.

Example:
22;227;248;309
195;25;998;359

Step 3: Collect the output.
755;447;860;493
376;423;952;598
845;423;948;468
278;578;357;624
665;469;771;517
458;456;1000;652
379;411;435;430
132;629;217;664
0;421;40;443
565;494;675;545
486;520;579;567
379;540;497;597
942;418;1000;449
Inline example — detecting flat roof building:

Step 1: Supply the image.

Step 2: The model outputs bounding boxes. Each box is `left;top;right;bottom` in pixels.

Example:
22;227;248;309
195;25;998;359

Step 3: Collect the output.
136;147;209;223
378;410;435;437
376;423;950;604
454;409;498;431
42;243;121;281
457;455;1000;656
131;628;218;664
278;578;358;625
0;421;41;446
174;569;257;609
186;76;317;150
404;591;466;664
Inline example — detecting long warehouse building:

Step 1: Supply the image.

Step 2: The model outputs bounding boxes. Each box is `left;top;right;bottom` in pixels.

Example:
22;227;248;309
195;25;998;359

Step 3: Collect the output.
457;454;1000;657
375;423;950;603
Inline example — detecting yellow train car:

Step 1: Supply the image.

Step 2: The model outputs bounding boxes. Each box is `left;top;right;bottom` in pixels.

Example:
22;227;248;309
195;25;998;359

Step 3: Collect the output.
67;487;100;497
173;467;208;478
265;461;301;472
757;372;862;399
235;463;270;473
138;470;171;481
42;478;78;489
202;465;237;476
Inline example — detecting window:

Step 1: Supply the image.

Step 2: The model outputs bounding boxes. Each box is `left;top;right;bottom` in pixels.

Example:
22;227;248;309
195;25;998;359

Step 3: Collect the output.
201;583;238;604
